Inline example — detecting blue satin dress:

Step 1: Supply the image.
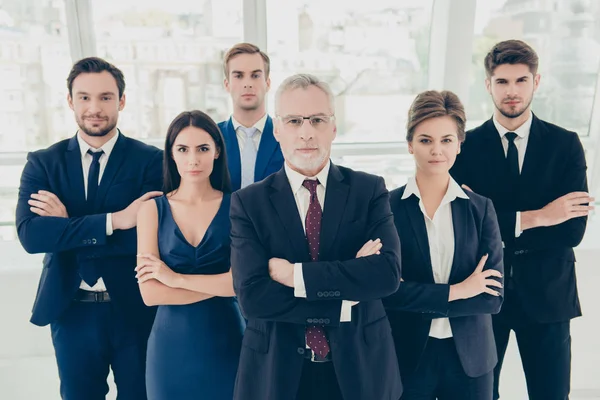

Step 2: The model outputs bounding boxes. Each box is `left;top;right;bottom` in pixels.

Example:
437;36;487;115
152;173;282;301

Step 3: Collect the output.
146;194;245;400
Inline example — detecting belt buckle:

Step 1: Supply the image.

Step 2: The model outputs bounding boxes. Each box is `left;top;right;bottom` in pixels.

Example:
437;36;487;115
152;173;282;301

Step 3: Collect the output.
94;292;104;302
310;349;316;362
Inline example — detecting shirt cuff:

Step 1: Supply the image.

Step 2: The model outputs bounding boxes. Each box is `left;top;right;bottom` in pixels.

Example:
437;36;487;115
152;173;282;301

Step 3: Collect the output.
293;263;307;298
106;213;113;236
340;301;353;322
515;211;522;238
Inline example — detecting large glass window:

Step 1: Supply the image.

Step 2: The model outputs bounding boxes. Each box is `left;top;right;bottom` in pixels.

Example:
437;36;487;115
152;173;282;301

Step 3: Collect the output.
266;0;434;143
92;0;243;140
467;0;600;135
0;0;74;151
0;0;72;240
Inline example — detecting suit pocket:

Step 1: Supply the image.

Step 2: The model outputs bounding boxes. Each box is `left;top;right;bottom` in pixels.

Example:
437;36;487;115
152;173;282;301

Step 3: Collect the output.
242;327;269;353
363;315;392;346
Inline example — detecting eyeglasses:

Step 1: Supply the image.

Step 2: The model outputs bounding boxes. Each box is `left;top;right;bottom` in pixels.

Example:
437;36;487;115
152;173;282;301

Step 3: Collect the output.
276;114;336;129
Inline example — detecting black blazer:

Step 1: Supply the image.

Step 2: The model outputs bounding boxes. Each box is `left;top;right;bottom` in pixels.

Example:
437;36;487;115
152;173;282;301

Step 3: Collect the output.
230;164;403;400
384;186;504;378
451;114;587;323
16;133;162;328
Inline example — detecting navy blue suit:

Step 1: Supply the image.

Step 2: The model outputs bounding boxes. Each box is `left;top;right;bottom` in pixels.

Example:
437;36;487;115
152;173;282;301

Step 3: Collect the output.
218;116;284;191
230;164;403;400
16;132;162;399
384;187;504;397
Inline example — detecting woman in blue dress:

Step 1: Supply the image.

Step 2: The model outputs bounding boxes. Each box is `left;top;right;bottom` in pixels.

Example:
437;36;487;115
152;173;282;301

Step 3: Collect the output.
135;110;245;400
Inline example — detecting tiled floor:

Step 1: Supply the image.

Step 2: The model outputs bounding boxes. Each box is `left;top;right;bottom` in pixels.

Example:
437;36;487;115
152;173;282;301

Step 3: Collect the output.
1;246;598;399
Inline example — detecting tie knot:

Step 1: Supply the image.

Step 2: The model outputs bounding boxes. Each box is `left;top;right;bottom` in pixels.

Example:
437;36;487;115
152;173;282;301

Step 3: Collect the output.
87;149;104;162
505;132;517;143
240;126;258;139
302;179;319;194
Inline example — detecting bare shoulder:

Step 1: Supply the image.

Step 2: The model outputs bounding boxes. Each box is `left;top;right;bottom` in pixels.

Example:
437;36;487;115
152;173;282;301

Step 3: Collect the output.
138;197;159;219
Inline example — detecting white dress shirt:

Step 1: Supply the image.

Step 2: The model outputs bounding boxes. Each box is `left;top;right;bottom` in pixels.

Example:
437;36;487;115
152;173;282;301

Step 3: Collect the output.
231;113;268;152
285;162;353;322
493;111;533;238
402;176;469;339
76;131;118;291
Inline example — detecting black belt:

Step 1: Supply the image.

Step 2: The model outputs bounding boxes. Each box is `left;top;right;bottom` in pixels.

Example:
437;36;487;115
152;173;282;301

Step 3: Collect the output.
74;289;111;302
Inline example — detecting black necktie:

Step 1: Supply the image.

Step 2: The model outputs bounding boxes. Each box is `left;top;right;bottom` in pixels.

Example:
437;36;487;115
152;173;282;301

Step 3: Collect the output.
87;149;104;207
80;149;104;286
505;132;519;179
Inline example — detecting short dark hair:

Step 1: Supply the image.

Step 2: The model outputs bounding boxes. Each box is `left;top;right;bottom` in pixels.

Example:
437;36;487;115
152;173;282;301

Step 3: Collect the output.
66;57;126;98
163;110;232;194
223;42;270;78
406;90;466;142
484;40;539;77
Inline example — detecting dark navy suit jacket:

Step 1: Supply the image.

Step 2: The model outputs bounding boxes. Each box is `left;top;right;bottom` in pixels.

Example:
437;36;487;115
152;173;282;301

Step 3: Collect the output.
230;164;403;400
218;116;284;191
16;133;162;328
384;186;504;378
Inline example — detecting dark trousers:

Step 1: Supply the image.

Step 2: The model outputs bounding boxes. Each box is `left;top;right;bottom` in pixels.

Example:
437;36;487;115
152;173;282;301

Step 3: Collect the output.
401;338;493;400
493;288;571;400
296;358;343;400
50;301;150;400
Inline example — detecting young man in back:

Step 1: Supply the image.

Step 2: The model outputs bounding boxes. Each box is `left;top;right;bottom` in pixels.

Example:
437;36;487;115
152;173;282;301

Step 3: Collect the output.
219;43;284;190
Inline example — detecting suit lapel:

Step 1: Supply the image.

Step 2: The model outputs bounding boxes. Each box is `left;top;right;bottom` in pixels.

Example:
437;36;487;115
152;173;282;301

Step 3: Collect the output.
94;133;128;209
448;198;468;284
403;195;435;282
269;170;310;262
65;136;86;213
223;118;242;190
320;164;349;261
482;119;510;173
255;116;278;181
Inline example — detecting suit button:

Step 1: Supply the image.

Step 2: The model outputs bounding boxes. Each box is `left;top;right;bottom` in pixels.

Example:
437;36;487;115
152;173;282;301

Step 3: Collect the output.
318;319;324;324
324;318;330;324
317;292;323;298
307;318;313;324
334;291;340;297
323;292;329;298
297;348;305;355
92;238;97;244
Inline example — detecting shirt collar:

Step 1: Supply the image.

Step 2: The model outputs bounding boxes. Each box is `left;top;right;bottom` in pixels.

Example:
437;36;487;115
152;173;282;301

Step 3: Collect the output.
284;161;331;196
232;113;268;134
77;130;119;160
401;176;469;203
493;110;533;140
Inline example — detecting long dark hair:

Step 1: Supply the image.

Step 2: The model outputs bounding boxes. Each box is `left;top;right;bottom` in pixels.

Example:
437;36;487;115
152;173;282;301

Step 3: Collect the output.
163;110;231;194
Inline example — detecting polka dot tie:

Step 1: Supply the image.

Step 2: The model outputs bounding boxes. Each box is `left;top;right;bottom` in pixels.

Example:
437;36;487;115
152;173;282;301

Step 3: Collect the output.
302;179;330;359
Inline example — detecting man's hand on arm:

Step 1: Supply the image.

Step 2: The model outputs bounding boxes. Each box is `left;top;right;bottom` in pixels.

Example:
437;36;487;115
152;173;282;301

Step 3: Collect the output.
28;190;68;217
521;191;594;231
268;258;295;287
112;191;163;231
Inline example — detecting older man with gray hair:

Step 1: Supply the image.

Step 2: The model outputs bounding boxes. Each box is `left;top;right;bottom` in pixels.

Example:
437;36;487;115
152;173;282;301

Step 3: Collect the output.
230;73;403;400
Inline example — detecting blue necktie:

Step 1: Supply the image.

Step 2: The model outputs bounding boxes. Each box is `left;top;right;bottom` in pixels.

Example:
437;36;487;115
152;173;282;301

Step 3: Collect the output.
240;126;258;189
80;149;104;286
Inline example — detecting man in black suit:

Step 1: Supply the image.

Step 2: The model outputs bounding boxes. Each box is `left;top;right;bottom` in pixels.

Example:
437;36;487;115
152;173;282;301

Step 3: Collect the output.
230;73;403;400
16;57;162;399
451;40;593;400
